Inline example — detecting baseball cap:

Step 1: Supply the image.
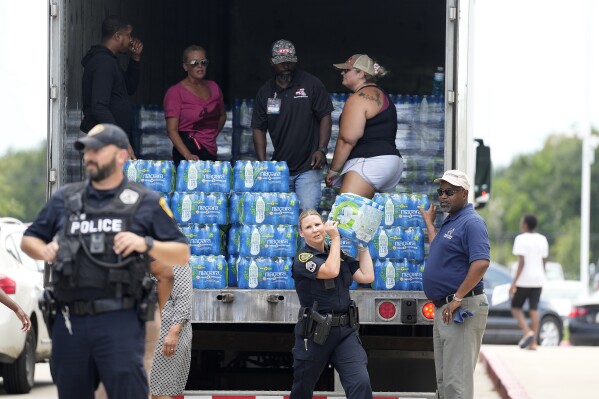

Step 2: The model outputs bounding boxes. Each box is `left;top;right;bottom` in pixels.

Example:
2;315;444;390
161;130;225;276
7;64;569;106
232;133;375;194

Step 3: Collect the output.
74;123;130;151
271;39;298;64
333;54;375;76
434;170;471;190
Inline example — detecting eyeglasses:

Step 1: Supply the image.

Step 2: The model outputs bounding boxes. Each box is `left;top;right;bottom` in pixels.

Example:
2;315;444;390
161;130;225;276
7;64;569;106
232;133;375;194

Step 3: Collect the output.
437;188;463;197
187;59;209;67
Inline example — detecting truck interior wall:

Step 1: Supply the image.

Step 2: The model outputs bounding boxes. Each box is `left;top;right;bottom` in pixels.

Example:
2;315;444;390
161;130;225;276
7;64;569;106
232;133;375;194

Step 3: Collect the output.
65;0;446;108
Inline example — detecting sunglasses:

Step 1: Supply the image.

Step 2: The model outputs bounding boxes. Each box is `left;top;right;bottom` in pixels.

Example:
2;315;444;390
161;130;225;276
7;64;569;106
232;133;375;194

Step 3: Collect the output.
437;188;463;197
187;59;209;67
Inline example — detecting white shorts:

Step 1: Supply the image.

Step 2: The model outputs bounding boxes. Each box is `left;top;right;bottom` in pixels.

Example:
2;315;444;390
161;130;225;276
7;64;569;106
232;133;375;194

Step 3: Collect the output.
337;155;404;192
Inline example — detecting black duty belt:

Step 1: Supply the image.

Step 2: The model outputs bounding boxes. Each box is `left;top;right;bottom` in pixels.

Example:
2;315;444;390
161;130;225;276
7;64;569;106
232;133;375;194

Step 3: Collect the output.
60;297;136;316
433;288;485;308
330;313;350;327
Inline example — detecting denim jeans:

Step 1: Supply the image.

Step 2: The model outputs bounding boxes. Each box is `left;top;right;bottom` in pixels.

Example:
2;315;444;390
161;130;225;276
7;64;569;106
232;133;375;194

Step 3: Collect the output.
289;169;323;212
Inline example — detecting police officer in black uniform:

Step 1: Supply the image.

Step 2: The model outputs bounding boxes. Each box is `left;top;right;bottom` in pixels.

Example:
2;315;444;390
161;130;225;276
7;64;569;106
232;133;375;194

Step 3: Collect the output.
21;123;190;399
291;209;374;399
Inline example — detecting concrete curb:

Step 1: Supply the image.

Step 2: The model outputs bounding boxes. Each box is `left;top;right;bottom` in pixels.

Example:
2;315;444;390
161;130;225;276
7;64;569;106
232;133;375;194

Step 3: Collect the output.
479;347;530;399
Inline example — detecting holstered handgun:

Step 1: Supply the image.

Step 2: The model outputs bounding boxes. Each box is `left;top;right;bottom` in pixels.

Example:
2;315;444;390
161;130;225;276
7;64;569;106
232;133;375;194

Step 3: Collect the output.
311;303;332;345
349;300;360;328
298;306;314;338
39;289;57;336
136;273;157;321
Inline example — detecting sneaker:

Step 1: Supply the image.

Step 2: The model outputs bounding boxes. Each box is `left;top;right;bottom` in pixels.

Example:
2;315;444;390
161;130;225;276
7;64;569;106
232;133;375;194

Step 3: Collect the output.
518;333;535;349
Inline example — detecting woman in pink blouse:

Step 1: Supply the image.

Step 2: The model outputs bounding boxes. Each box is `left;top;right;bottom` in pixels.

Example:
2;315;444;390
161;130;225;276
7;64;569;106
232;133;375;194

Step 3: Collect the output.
164;45;226;165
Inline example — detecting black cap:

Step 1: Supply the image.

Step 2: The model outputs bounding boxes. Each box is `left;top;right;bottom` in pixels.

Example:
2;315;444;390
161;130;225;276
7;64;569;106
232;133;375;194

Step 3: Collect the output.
75;124;130;151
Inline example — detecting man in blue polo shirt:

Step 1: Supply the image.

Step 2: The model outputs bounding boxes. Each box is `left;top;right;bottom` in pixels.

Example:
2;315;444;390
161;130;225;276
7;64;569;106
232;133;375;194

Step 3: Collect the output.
419;169;490;399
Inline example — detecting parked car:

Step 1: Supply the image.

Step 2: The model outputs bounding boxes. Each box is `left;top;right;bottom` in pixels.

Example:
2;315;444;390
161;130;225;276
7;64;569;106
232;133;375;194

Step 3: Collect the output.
482;262;563;346
541;280;586;324
0;217;52;393
509;261;565;281
569;291;599;346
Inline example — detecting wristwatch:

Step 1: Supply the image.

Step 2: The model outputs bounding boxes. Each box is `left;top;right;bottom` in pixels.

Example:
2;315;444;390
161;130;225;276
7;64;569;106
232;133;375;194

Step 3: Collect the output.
144;236;154;254
318;146;328;155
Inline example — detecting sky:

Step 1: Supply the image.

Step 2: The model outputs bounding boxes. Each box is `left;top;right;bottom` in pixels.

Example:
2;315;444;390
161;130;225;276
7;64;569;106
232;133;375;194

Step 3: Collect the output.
1;0;598;168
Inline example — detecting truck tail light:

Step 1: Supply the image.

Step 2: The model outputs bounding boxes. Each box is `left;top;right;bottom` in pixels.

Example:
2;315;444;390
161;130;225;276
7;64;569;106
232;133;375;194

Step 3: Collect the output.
0;275;16;295
422;301;435;319
377;301;397;320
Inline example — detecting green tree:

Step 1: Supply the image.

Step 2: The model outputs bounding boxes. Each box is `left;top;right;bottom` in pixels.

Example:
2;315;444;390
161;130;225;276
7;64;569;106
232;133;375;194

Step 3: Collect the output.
479;132;599;278
0;143;47;221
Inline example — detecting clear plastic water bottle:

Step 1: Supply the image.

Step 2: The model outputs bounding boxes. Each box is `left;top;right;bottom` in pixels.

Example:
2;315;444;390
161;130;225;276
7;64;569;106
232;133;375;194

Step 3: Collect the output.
181;194;192;223
187;161;198;190
244;161;254;189
385;260;396;290
378;229;389;258
384;197;394;226
250;226;261;256
255;195;265;224
432;66;445;97
248;259;259;288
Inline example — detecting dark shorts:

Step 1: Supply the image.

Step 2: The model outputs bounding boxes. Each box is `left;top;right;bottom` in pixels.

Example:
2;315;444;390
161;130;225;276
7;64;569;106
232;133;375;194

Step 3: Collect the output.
511;287;542;310
172;131;217;167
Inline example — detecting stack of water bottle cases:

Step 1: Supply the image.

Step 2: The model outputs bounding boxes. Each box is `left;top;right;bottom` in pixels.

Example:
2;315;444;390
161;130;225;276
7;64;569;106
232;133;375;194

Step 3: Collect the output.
123;159;431;292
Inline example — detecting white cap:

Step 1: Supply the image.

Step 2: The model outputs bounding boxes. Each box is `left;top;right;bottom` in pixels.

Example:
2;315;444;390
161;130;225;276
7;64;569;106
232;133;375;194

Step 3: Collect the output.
434;170;471;190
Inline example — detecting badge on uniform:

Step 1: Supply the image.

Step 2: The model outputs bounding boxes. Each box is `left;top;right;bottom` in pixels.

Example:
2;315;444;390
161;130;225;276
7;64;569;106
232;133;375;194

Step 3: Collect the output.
305;260;317;273
120;189;140;205
267;97;281;114
298;252;314;262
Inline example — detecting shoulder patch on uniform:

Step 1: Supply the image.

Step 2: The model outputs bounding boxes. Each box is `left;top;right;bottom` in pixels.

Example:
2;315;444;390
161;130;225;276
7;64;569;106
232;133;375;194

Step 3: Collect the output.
298;252;314;262
305;260;317;273
159;197;174;219
120;188;140;205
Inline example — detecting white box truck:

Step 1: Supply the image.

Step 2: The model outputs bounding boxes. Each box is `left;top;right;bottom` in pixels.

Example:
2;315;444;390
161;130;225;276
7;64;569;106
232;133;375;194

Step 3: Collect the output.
47;0;490;396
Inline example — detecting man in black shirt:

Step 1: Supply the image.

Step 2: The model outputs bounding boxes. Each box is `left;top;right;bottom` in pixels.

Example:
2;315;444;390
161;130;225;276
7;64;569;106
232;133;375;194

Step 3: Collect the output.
80;15;143;159
252;39;334;212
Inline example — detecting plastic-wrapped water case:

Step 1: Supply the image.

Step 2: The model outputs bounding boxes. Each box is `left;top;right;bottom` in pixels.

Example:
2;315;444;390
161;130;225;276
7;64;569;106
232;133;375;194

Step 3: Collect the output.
176;160;232;193
233;160;289;192
180;224;222;256
125;160;175;193
368;227;403;259
241;192;299;225
190;255;227;289
328;193;384;247
171;192;228;225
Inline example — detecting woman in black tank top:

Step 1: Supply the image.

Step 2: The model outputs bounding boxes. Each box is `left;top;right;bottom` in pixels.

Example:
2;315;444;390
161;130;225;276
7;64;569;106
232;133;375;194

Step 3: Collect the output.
327;54;402;198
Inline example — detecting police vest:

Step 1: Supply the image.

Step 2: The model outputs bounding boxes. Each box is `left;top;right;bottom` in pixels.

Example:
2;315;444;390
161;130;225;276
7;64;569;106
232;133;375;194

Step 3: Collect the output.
53;180;151;300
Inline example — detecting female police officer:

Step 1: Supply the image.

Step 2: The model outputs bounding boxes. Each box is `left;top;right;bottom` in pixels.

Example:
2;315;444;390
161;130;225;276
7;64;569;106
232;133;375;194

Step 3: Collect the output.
291;209;374;399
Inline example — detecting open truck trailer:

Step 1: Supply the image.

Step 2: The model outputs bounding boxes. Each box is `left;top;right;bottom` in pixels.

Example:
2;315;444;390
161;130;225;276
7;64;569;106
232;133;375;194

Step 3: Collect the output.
47;0;488;396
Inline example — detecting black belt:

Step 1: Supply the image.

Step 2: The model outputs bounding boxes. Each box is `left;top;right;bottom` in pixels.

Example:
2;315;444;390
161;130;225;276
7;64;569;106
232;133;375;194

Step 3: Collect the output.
433;288;485;308
60;297;136;316
330;313;350;327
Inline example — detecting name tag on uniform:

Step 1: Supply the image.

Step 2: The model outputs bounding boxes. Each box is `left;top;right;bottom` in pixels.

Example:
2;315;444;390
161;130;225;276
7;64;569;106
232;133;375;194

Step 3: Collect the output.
267;97;281;114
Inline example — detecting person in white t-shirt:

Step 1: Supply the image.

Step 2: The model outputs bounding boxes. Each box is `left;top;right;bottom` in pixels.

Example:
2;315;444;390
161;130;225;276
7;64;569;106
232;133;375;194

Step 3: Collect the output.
510;214;549;350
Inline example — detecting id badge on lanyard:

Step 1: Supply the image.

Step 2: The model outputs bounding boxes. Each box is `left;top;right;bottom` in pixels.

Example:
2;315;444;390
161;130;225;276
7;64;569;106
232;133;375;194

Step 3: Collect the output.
267;93;281;115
